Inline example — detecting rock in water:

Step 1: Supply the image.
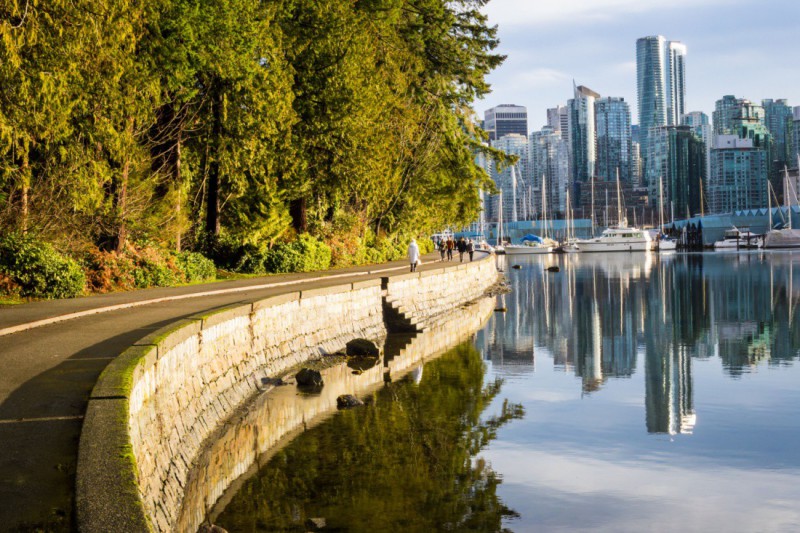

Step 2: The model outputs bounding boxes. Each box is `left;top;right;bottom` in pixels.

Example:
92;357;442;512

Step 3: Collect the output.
511;264;522;269
337;394;365;409
306;517;327;530
546;265;560;272
345;338;380;356
295;368;324;387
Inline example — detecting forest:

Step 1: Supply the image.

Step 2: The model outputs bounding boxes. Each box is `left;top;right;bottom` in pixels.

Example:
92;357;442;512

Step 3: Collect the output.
0;0;505;298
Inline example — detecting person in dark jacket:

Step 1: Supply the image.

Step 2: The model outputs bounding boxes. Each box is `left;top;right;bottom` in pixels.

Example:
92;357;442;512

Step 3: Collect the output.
456;237;467;262
467;239;475;261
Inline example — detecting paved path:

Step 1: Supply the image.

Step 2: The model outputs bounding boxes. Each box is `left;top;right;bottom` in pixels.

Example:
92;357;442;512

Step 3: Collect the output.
0;253;483;531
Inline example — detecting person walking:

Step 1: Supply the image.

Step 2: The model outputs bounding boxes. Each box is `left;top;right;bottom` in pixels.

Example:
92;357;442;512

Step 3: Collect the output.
457;237;467;262
446;237;454;261
408;238;420;272
467;239;475;261
438;239;446;261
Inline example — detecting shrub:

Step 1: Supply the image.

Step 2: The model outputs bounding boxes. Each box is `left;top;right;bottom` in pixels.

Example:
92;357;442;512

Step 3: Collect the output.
0;233;86;299
265;234;332;273
175;251;217;283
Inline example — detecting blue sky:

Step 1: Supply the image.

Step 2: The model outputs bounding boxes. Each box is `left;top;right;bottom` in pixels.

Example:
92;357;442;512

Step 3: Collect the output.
478;0;800;130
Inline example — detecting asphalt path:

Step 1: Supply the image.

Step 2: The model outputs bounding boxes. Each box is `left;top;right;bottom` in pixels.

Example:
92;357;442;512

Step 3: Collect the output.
0;252;473;531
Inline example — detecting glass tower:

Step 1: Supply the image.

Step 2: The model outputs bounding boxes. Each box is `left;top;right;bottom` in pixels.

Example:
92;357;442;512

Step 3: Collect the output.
595;97;632;183
484;105;528;142
490;134;529;223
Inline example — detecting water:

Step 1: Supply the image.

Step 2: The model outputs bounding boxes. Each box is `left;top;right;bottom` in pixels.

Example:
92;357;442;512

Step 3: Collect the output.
216;252;800;532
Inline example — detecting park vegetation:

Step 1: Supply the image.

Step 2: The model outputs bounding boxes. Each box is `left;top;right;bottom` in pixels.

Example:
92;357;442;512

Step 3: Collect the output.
0;0;505;298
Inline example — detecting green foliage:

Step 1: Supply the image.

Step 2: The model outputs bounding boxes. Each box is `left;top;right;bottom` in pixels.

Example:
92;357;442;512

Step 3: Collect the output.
175;251;217;283
265;234;332;274
0;233;85;299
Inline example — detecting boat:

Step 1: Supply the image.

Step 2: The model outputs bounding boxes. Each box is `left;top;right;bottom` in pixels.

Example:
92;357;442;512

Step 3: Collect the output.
764;165;800;249
575;171;652;253
655;174;678;252
558;186;581;253
505;234;554;255
714;227;762;250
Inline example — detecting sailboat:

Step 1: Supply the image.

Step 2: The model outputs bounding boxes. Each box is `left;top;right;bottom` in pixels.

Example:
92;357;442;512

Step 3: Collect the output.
505;171;553;255
559;186;581;253
764;164;800;249
574;170;652;252
657;174;677;251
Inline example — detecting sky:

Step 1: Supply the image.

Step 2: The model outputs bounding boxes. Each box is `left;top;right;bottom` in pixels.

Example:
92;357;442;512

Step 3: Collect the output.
477;0;800;131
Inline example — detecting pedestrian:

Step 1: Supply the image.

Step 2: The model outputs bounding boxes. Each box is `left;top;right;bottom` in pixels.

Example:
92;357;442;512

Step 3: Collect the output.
446;237;454;261
467;239;475;261
438;239;446;261
457;237;467;262
408;238;420;272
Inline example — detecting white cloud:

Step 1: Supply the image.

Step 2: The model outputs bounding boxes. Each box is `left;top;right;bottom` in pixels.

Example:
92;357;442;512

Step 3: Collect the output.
483;0;730;28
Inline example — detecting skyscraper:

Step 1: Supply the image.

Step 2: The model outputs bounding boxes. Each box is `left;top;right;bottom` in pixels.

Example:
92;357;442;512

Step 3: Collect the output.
682;111;712;183
490;133;529;223
636;36;687;183
762;99;793;166
529;126;570;217
484;105;528;142
546;105;570;138
646;126;706;218
712;96;765;136
708;135;768;214
595;97;632;183
568;84;600;184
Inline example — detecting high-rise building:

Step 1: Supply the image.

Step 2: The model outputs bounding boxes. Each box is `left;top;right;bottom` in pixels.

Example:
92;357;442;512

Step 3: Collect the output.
682;111;711;183
631;142;642;185
636;36;687;180
546;105;570;137
646;125;706;218
793;107;800;166
595;97;632;183
713;96;765;136
490;133;529;223
484;105;528;142
529;127;570;217
568;84;600;185
707;135;768;214
762;99;793;167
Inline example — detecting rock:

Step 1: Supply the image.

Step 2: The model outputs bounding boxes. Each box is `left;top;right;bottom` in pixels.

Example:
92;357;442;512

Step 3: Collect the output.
337;394;364;409
346;338;380;357
198;524;228;533
511;264;522;269
261;377;285;386
295;368;324;387
494;307;507;312
305;517;327;530
546;265;560;272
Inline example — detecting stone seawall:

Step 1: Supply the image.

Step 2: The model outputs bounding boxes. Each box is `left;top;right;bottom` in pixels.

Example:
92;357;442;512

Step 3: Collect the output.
76;255;499;532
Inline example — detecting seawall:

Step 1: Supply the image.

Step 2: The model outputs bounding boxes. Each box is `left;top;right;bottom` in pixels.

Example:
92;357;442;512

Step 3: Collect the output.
76;255;499;532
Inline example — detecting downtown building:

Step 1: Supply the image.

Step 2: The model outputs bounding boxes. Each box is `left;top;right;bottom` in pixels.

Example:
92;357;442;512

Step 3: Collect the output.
529;126;570;217
636;36;687;175
707;135;768;214
489;133;529;224
646;125;706;219
484;105;528;142
595;96;633;183
568;84;600;209
682;111;712;184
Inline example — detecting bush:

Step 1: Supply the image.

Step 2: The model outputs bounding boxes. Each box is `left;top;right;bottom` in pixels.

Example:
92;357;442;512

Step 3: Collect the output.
0;233;86;299
265;234;332;273
175;251;217;283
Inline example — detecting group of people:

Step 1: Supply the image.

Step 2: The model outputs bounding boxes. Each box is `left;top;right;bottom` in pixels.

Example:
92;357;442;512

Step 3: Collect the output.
407;236;477;272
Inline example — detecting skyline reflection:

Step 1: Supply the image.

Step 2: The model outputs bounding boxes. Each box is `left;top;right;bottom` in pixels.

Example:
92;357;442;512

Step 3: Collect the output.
479;252;800;435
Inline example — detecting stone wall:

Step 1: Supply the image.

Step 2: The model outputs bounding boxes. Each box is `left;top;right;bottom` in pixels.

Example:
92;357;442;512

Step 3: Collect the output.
77;255;499;533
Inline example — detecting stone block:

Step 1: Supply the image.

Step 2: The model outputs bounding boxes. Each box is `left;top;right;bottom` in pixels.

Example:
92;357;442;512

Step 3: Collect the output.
134;318;202;358
251;291;301;312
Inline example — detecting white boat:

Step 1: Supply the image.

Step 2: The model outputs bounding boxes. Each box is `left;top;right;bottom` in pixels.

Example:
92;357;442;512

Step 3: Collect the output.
658;238;678;251
714;227;762;250
504;241;553;255
764;165;800;249
576;225;652;252
558;186;582;253
575;170;652;253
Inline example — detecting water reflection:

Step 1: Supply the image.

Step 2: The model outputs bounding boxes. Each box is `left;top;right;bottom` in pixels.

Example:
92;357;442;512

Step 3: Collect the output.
486;252;800;435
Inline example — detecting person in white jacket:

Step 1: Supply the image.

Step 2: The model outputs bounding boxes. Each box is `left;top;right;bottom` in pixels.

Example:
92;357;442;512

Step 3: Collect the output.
407;239;420;272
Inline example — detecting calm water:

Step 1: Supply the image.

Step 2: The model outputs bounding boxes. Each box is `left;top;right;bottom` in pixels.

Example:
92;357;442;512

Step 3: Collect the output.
217;252;800;532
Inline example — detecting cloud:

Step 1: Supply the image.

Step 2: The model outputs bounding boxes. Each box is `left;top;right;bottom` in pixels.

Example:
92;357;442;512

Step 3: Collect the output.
483;0;733;28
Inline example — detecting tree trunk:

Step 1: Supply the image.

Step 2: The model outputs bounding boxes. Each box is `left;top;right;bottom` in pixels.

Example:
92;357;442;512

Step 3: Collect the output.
290;197;307;233
205;82;222;237
175;130;182;252
114;159;129;253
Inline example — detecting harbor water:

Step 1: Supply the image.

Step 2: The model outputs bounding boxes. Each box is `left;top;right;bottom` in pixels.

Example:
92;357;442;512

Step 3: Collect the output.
216;251;800;532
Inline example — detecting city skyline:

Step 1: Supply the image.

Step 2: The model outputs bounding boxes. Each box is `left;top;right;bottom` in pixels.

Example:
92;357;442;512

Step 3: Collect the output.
478;0;800;129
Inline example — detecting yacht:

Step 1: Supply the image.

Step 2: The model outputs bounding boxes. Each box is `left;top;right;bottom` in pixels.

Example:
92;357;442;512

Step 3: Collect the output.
764;166;800;249
505;240;553;255
575;223;652;252
714;227;762;250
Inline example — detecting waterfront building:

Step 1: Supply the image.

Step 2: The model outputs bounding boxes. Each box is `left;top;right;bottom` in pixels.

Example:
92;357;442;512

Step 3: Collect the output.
707;135;768;214
484;105;528;142
646;125;706;218
595;97;632;183
546;105;570;137
632;142;642;185
713;96;765;136
568;84;600;190
682;111;712;184
794;107;800;165
763;99;793;167
529;127;570;217
490;133;529;223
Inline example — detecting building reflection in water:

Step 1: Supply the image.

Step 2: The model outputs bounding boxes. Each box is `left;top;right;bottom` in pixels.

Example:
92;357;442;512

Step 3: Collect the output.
481;252;800;436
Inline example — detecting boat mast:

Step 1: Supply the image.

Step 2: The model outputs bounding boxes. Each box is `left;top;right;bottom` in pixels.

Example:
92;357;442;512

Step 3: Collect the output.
541;173;548;239
658;175;665;233
498;188;503;245
616;168;625;227
590;176;595;237
786;166;792;231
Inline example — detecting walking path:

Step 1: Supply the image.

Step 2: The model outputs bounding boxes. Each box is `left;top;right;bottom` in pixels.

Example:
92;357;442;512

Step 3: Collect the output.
0;253;479;531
